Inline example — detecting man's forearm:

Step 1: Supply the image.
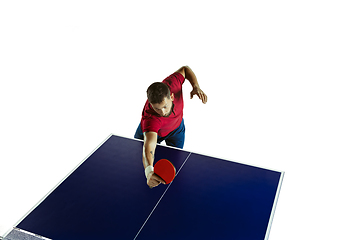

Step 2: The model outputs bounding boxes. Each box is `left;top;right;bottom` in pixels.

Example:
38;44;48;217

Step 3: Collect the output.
184;66;200;89
142;146;155;169
142;131;157;169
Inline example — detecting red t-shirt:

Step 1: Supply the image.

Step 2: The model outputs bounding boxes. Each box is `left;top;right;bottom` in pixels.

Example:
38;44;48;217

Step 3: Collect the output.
141;72;185;137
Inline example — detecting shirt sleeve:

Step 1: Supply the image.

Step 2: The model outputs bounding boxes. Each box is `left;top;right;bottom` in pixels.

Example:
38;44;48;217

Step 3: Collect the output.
163;72;185;87
141;116;162;134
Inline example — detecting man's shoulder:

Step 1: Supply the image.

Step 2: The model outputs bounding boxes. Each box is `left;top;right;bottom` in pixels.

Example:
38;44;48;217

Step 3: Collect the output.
141;114;162;134
163;72;185;89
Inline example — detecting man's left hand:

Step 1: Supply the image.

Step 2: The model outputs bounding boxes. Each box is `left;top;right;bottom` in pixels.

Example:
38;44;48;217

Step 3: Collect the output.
190;87;208;104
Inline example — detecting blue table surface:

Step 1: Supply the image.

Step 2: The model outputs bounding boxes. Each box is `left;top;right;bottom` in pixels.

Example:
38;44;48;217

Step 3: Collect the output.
14;135;283;240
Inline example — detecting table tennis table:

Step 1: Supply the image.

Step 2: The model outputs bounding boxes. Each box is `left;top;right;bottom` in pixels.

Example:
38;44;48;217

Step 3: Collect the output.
3;134;284;240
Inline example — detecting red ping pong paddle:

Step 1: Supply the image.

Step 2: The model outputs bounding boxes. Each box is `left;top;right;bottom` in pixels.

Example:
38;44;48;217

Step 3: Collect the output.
154;159;176;184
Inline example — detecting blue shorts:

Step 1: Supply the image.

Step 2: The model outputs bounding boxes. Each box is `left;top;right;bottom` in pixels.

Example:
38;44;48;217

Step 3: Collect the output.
134;118;185;149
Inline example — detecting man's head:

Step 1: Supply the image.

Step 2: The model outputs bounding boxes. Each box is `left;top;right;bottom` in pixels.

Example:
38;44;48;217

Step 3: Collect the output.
147;82;174;117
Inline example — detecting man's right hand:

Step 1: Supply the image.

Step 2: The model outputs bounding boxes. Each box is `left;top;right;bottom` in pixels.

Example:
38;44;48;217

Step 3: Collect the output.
147;171;166;188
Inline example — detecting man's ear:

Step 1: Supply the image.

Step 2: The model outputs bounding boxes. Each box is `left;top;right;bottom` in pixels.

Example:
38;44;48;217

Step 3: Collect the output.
170;93;174;101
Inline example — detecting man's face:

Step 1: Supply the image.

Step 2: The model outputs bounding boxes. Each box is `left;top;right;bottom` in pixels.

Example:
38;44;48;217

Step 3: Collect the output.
150;93;174;117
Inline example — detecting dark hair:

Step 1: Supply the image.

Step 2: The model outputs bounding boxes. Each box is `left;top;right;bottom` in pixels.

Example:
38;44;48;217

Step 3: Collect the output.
147;82;170;104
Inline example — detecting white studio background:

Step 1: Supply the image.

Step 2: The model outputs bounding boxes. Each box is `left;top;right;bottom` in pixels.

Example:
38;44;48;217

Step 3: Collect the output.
1;1;359;239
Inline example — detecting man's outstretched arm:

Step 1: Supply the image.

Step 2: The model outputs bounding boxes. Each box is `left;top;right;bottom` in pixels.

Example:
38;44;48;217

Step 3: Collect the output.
176;66;208;104
143;131;166;188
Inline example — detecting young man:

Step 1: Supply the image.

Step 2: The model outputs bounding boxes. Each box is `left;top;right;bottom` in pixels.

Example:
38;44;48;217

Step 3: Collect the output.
134;66;207;188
